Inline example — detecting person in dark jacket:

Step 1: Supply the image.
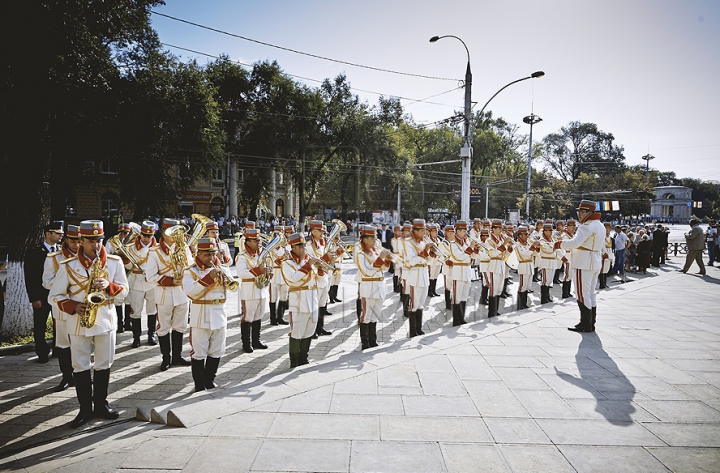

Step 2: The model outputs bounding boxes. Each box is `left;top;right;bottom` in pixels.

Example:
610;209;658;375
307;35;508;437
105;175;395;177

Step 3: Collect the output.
24;221;64;363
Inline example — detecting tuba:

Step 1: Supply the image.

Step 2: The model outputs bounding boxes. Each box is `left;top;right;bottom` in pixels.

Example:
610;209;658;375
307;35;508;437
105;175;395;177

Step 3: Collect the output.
108;224;144;275
188;214;212;252
254;233;283;288
325;219;348;257
82;250;106;328
164;224;189;279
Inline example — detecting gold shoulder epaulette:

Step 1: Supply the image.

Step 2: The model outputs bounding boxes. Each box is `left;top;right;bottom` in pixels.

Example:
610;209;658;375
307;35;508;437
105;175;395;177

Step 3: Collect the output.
107;254;122;261
60;256;77;264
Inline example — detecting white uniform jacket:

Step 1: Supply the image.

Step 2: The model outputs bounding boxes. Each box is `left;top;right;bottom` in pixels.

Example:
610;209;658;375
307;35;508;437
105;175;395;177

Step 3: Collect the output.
402;237;430;288
125;236;156;293
560;217;605;271
514;240;535;276
270;244;289;285
48;247;129;337
145;239;192;306
42;245;77;321
536;236;559;270
354;244;388;299
235;247;270;300
601;235;615;273
183;260;229;331
486;233;509;274
306;238;329;289
280;254;320;318
446;238;475;283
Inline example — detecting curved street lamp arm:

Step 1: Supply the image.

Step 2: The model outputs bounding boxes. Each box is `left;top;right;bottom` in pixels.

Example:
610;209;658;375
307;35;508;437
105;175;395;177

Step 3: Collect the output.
477;71;545;117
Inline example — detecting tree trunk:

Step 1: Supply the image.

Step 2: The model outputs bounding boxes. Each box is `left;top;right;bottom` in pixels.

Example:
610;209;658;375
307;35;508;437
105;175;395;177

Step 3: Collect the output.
0;262;33;338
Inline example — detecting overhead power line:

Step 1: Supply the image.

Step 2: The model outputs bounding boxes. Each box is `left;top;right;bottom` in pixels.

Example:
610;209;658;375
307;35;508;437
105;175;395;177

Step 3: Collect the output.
153;11;458;82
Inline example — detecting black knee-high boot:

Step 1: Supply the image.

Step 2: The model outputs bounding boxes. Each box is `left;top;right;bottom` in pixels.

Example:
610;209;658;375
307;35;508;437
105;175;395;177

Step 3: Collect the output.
92;369;119;420
360;323;369;350
241;322;253;353
171;330;191;366
408;311;417;338
368;322;378;347
415;310;425;335
533;267;541;282
277;300;289;325
393;275;400;293
562;281;572;298
131;318;141;348
251;320;268;349
553;268;562;284
481;285;489;305
289;338;301;368
269;301;278;325
116;305;125;333
205;356;220;389
54;347;74;392
147;314;158;345
191;358;206;392
452;304;461;326
487;296;498;318
402;294;409;317
459;301;467;325
158;333;171;371
444;290;451;310
70;370;93;428
356;298;362;322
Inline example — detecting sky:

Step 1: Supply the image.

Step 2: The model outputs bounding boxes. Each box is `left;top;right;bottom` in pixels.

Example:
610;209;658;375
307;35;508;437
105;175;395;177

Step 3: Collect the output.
150;0;720;182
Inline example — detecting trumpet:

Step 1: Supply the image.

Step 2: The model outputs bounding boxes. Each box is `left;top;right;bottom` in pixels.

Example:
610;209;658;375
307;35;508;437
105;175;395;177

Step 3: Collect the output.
424;236;449;260
212;261;239;291
308;255;335;273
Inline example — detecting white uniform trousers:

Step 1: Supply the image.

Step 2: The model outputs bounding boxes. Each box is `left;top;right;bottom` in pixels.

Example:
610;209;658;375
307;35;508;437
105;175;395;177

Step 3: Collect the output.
241;297;267;323
482;272;490;288
518;273;533;292
562;260;571;282
318;284;330;307
70;331;115;372
330;269;341;286
360;297;383;324
572;268;599;310
270;282;289;303
408;285;427;311
540;269;554;287
450;279;470;304
487;272;505;297
429;264;442;280
52;308;71;349
127;287;156;319
190;326;226;360
156;301;188;336
289;311;315;339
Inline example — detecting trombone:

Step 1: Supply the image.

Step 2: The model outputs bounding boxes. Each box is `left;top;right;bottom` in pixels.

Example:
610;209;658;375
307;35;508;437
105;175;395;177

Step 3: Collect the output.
212;261;239;291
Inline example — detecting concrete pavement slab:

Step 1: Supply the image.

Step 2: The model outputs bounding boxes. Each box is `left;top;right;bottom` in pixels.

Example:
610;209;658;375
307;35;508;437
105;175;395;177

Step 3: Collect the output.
267;413;379;440
401;395;479;417
646;447;720;473
379;416;492;442
350;440;446;473
251;438;350;472
183;438;262;473
559;445;671;473
499;444;576;473
483;417;551;444
535;418;666;446
642;422;720;447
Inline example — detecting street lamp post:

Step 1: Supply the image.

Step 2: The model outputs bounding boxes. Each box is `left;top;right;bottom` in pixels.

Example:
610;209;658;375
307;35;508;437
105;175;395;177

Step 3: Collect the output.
641;154;655;182
523;113;542;219
430;35;472;221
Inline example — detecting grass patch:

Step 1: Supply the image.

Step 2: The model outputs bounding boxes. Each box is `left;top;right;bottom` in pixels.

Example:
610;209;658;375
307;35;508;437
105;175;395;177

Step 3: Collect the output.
0;316;53;347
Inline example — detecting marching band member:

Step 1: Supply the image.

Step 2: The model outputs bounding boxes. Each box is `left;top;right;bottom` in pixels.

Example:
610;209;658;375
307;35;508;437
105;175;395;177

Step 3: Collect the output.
205;221;233;266
486;219;511;318
281;232;323;367
307;220;334;336
500;222;515;298
514;226;537;310
537;222;558;304
554;199;605;332
531;220;544;282
446;221;476;326
105;222;132;333
402;219;431;337
328;242;343;304
560;220;577;298
478;228;491;306
42;224;81;392
124;221;158;348
599;222;615;289
48;220;129;428
235;228;270;353
441;225;455;310
183;237;233;391
552;220;565;285
145;218;193;371
426;223;443;297
469;218;483;282
269;225;290;326
354;225;392;349
390;224;403;293
399;222;412;317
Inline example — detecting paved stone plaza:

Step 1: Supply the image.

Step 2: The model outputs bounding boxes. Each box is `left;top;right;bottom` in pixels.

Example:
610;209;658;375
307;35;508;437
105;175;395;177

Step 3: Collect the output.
1;258;719;472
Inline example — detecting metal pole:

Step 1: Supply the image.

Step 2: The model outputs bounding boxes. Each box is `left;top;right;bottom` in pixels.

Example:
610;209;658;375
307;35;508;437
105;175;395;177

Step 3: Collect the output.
485;182;489;218
461;61;472;221
397;183;401;224
523;114;542;219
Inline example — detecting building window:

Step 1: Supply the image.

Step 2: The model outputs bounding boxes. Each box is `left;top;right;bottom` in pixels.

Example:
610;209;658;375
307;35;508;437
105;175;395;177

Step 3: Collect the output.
211;197;224;215
178;201;194;216
64;195;77;218
100;192;119;219
238;168;244;182
211;168;225;188
100;159;118;175
278;171;284;185
275;199;285;218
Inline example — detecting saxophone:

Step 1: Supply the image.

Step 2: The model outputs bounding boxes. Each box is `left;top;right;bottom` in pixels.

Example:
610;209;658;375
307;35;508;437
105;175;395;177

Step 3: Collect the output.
82;250;106;328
